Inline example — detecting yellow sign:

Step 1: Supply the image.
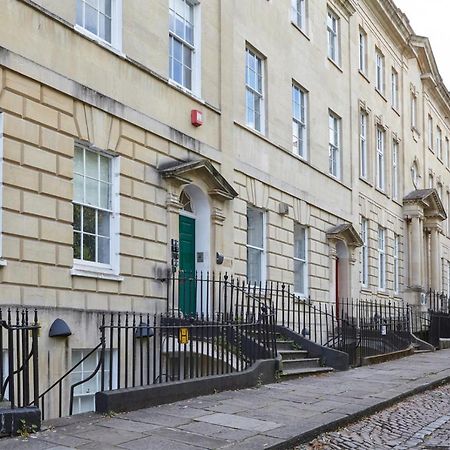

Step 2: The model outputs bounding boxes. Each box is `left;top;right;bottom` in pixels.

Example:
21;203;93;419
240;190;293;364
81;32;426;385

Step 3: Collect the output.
178;327;189;345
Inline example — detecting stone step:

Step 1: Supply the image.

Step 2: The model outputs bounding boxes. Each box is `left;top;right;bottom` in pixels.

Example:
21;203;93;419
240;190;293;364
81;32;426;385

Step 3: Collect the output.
281;357;321;370
276;340;295;350
278;349;308;360
279;366;334;379
413;349;433;354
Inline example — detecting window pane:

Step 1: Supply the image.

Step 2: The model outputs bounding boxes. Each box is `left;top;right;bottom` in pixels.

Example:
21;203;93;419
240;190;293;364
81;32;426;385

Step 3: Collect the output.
83;234;96;262
74;204;82;231
74;147;84;174
86;150;98;178
99;0;111;16
294;227;306;259
247;247;262;283
294;259;305;294
99;182;110;209
76;0;83;26
98;210;110;236
99;155;110;182
247;209;263;248
98;237;110;264
86;178;99;206
73;232;81;259
74;174;84;203
83;206;96;234
99;14;112;43
85;4;98;36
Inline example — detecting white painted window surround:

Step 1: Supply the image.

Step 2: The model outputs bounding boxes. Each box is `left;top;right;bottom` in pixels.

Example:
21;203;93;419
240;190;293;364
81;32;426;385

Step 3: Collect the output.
291;0;307;32
376;127;385;191
359;29;367;74
378;226;386;290
247;207;266;284
360;217;368;287
359;111;368;179
294;224;308;296
327;10;339;64
245;47;265;133
169;0;201;96
375;48;385;94
394;234;399;293
329;112;341;179
292;83;308;159
0;113;5;267
75;0;123;51
71;145;121;280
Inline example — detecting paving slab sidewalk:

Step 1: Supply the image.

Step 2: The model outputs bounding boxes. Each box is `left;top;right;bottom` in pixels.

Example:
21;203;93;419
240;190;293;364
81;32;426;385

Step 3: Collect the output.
3;349;450;450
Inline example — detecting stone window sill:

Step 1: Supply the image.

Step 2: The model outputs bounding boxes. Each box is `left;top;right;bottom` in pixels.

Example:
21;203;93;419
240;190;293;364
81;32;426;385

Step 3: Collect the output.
70;267;123;281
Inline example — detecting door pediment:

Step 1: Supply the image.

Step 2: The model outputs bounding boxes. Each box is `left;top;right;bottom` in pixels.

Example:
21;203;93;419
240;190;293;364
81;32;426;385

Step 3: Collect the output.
159;159;238;201
326;223;363;247
403;188;447;220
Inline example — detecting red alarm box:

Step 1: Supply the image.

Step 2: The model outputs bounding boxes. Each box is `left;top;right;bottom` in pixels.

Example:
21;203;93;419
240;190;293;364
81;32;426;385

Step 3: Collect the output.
191;109;203;127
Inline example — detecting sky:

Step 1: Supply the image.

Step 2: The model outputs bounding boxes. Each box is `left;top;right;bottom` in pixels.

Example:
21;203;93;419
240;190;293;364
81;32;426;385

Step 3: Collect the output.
394;0;450;88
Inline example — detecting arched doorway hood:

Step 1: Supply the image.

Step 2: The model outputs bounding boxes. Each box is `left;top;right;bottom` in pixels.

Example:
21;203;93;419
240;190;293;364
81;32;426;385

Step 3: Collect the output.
159;159;238;201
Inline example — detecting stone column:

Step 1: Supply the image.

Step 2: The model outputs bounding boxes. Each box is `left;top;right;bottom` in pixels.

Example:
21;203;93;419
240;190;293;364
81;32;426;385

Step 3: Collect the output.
328;242;338;307
409;214;423;288
426;220;442;291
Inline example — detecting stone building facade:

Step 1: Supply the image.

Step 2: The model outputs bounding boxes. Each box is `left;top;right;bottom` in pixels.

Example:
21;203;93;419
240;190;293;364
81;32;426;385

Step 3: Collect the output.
0;0;449;413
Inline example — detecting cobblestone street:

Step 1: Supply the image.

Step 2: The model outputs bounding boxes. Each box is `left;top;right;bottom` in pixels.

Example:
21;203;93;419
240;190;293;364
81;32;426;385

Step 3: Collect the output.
298;384;450;450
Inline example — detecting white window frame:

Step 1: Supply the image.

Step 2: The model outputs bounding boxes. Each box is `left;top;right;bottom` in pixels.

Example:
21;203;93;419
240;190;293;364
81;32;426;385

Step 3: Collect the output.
328;111;341;179
169;0;201;95
0;113;5;266
378;226;386;290
71;144;121;279
394;234;399;294
428;115;434;150
391;69;399;110
376;127;385;191
359;110;368;179
358;28;367;74
361;217;368;287
71;349;117;415
291;0;307;32
327;9;340;64
292;83;308;159
293;224;308;296
375;48;385;94
437;126;443;160
245;47;265;134
392;139;399;201
75;0;122;51
246;206;266;284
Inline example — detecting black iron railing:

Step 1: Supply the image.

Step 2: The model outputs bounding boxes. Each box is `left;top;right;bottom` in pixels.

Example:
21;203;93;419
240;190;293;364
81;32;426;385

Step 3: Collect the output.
0;308;39;410
38;307;277;420
165;273;412;367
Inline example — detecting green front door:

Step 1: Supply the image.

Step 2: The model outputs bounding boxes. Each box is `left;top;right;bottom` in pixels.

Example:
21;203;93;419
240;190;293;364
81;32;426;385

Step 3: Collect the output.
179;215;196;315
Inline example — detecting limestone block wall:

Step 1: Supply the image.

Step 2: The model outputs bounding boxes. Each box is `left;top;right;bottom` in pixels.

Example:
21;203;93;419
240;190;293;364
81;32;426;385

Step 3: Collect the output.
0;68;175;315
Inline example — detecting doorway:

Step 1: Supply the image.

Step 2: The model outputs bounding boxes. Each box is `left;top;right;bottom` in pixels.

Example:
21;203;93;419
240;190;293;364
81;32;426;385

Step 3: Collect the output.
178;185;211;315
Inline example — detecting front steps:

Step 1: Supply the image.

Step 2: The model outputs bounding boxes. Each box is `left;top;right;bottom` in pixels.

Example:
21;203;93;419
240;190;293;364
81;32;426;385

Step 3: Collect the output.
276;336;334;379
